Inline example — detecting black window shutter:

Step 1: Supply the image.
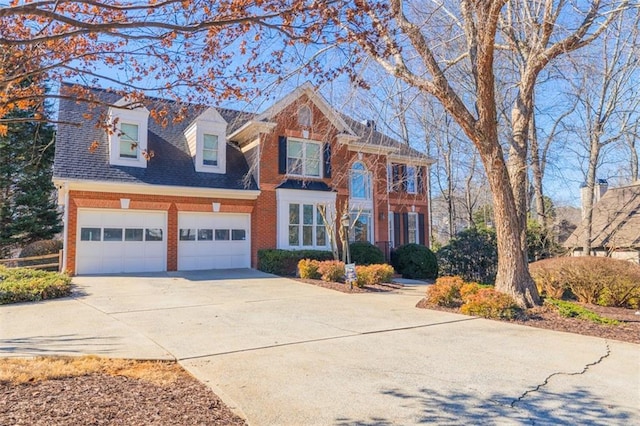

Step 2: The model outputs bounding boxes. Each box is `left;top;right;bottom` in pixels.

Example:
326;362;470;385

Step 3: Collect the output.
393;212;401;248
402;212;409;245
417;166;424;194
391;164;400;192
401;165;408;193
278;136;287;174
323;142;331;178
418;213;425;245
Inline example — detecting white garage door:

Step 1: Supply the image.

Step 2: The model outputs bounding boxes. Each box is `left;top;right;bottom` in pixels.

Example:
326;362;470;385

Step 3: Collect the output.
76;209;167;274
178;212;250;270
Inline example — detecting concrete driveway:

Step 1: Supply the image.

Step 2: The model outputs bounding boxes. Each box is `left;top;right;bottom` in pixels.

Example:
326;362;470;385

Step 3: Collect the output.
1;269;638;425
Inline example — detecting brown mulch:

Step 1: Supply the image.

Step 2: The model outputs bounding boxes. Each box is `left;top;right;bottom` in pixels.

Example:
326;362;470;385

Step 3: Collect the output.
295;278;404;293
0;371;246;426
416;298;640;345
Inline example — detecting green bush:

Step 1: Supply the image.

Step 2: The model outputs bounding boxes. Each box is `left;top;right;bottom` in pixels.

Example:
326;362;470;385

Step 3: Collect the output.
298;259;321;279
391;244;437;280
545;299;619;325
355;264;395;287
426;276;464;307
349;242;385;265
0;265;72;304
460;288;521;320
317;260;345;283
257;249;334;276
530;257;640;308
436;227;497;284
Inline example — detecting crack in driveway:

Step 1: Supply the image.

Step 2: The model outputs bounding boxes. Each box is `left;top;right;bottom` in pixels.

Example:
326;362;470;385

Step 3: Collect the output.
510;341;612;408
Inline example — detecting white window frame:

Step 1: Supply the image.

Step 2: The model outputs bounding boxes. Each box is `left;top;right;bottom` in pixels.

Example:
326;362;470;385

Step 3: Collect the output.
388;211;394;248
286;138;322;178
298;105;312;128
118;122;140;160
406;165;417;194
350;161;372;201
108;101;149;168
408;212;419;244
276;188;336;250
202;133;219;167
287;203;329;248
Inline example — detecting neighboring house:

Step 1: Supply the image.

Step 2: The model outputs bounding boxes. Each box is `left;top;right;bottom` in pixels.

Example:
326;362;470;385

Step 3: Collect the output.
564;181;640;263
53;83;434;275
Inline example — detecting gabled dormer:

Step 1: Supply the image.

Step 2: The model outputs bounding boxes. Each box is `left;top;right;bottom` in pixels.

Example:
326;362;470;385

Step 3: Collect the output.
108;98;150;168
184;107;227;174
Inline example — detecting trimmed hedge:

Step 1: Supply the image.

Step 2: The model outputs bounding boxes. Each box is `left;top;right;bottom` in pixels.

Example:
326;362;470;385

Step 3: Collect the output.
0;265;72;304
257;249;334;276
391;244;438;280
530;257;640;308
355;264;395;287
349;242;385;265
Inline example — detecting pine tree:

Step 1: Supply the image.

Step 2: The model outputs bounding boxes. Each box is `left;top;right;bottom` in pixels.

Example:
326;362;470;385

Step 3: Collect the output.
0;109;60;257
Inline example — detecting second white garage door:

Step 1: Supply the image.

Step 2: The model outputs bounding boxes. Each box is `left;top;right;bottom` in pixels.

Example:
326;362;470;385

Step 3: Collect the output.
178;212;251;270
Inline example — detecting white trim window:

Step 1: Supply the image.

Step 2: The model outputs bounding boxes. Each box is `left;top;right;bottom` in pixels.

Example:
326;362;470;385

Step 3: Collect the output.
406;165;417;194
350;161;371;200
288;203;328;248
298;105;312;128
408;212;419;244
203;134;219;166
119;123;139;159
287;139;321;178
351;209;373;243
388;211;394;248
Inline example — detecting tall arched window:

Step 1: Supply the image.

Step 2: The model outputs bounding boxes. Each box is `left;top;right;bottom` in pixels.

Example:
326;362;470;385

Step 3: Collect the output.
350;161;371;200
298;105;312;128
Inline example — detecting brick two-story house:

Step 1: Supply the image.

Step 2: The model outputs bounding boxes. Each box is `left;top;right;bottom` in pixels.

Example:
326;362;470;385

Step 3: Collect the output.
53;83;433;274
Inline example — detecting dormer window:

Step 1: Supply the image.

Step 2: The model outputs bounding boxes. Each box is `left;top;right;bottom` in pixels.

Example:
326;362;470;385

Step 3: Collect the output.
298;105;312;128
184;107;227;174
108;99;149;168
119;123;139;159
203;134;219;166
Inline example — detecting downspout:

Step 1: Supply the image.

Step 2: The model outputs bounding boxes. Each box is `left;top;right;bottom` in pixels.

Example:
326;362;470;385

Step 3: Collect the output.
61;182;69;272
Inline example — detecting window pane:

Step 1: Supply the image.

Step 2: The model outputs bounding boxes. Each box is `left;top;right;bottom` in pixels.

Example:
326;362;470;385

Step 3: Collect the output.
298;106;312;127
215;229;230;240
303;204;314;225
288;141;303;158
306;142;320;159
145;228;163;241
80;227;101;241
351;211;371;243
119;140;138;158
125;228;143;241
407;166;416;193
306;159;320;177
303;226;313;246
289;204;299;224
203;134;218;149
316;206;325;224
287;158;302;175
351;172;365;198
232;229;246;241
316;226;326;246
203;149;218;166
120;123;138;142
103;228;123;241
180;229;196;241
289;226;299;246
408;214;417;244
198;229;213;241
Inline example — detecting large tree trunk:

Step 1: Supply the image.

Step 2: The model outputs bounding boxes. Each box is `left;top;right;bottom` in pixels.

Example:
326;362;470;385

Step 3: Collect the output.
581;138;600;255
479;141;540;308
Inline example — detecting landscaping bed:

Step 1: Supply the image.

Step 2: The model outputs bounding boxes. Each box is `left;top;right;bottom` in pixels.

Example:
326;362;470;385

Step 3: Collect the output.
296;277;403;293
0;357;246;426
0;266;71;304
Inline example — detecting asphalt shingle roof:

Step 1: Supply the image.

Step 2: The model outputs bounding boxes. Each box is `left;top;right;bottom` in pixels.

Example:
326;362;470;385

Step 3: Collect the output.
54;86;258;191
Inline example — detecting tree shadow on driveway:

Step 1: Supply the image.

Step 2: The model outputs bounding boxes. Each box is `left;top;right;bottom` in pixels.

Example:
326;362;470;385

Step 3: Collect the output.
335;386;634;425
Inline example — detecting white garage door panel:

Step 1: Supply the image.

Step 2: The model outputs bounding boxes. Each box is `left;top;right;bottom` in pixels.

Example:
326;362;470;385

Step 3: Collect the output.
178;212;250;270
76;209;167;274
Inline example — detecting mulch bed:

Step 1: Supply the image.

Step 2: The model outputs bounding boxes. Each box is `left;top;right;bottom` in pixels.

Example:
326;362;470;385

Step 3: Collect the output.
416;298;640;345
295;278;404;293
0;373;246;426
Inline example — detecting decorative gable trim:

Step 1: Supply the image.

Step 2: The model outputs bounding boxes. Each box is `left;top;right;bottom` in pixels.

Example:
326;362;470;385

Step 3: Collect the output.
228;120;277;146
256;82;356;136
107;99;150;168
184;107;227;174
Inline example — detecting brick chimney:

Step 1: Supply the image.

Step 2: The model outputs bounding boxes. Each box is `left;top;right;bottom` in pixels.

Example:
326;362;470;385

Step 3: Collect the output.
581;179;608;219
